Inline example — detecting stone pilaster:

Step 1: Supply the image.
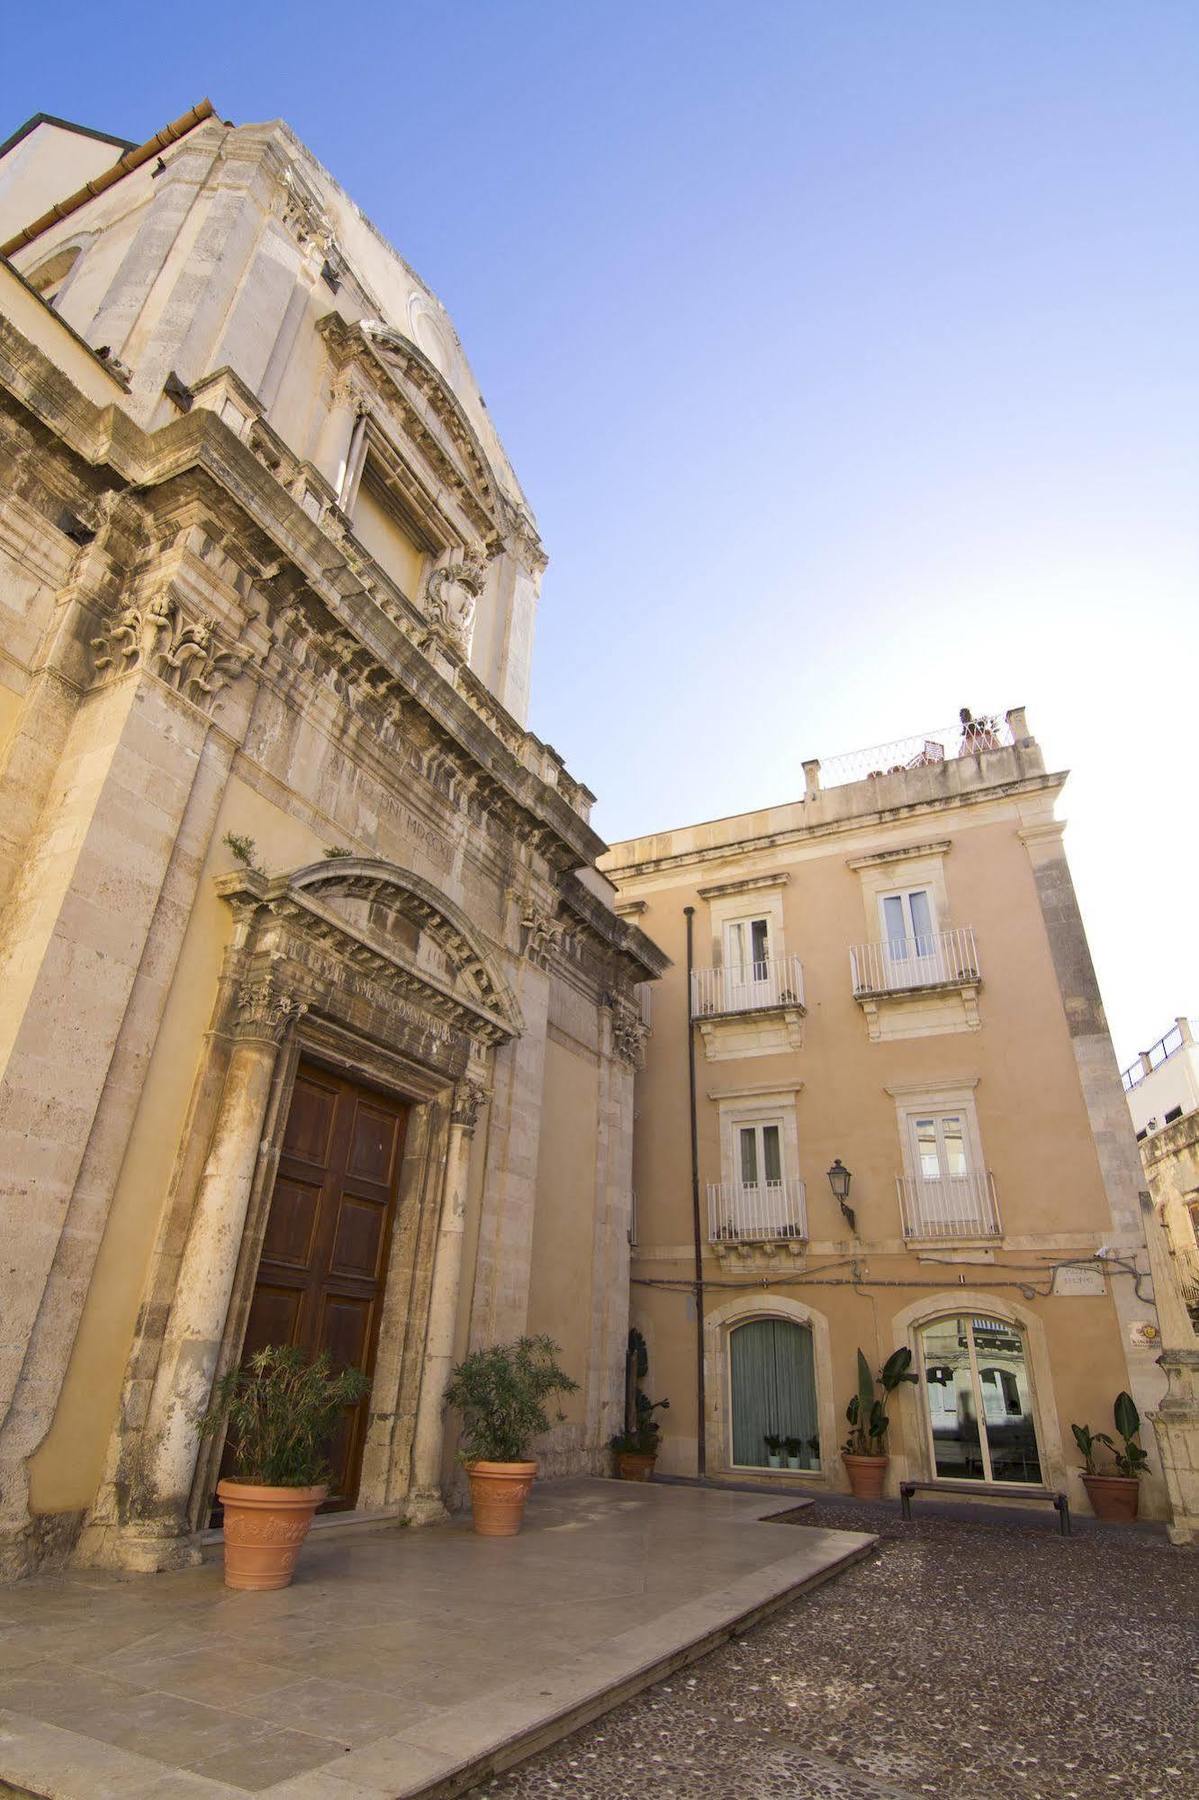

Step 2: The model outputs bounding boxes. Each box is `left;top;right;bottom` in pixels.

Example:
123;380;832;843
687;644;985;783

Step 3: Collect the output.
404;1080;487;1524
0;671;242;1579
1019;819;1169;1477
470;957;550;1348
95;971;305;1571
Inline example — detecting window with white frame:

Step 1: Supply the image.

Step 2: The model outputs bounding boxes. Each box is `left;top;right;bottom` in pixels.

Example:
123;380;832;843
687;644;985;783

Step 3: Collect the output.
712;1088;804;1243
888;1080;998;1239
879;886;937;967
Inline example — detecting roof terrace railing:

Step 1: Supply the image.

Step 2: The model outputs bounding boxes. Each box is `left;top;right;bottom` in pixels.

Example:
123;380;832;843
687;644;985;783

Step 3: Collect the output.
806;708;1024;794
1121;1018;1193;1092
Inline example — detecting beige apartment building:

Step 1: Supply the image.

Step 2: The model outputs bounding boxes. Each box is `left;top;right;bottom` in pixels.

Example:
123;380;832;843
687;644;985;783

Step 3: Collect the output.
601;711;1174;1521
0;103;664;1580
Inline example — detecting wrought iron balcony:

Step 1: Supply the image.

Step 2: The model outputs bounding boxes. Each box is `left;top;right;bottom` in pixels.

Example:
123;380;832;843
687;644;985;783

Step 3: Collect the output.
897;1171;1001;1241
850;926;980;997
707;1179;808;1245
691;954;805;1019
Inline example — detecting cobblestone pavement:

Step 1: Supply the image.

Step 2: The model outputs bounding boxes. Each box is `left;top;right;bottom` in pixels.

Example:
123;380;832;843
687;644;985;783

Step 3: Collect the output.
485;1495;1197;1800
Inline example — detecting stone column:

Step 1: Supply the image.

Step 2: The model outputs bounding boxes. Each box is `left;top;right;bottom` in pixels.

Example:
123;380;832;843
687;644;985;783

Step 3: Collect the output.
404;1080;486;1524
121;971;305;1568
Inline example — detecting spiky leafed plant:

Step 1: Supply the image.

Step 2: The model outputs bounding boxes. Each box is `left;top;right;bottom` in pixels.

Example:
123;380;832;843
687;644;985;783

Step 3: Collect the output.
1070;1422;1113;1475
843;1347;917;1456
444;1335;578;1464
1111;1390;1150;1478
200;1345;369;1487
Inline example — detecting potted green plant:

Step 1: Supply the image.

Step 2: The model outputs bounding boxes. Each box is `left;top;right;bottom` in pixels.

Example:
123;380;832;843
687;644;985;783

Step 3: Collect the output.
784;1435;803;1471
842;1347;916;1499
764;1432;784;1469
807;1433;821;1469
610;1328;670;1480
1072;1391;1151;1522
443;1334;577;1535
200;1345;369;1591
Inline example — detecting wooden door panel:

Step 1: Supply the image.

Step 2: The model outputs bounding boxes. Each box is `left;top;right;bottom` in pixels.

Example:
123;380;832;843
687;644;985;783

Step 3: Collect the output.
329;1195;389;1281
260;1178;322;1268
242;1284;305;1357
282;1075;339;1165
347;1100;402;1185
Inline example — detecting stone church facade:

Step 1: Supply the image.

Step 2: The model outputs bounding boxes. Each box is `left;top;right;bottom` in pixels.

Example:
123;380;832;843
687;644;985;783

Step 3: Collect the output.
0;102;665;1579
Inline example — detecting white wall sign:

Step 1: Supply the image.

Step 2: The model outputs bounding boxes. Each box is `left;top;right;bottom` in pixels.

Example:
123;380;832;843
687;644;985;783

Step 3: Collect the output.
1052;1266;1106;1296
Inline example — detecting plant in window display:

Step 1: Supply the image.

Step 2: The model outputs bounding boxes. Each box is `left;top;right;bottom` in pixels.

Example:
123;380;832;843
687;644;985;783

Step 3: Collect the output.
764;1432;784;1469
807;1434;820;1468
841;1347;917;1499
784;1435;803;1470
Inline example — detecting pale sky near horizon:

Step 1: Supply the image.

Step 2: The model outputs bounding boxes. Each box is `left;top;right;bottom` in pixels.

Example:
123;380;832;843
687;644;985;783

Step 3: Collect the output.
4;1;1196;1067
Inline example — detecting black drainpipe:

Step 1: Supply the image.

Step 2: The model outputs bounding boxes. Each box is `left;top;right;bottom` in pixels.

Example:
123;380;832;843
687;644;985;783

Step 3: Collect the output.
684;905;707;1477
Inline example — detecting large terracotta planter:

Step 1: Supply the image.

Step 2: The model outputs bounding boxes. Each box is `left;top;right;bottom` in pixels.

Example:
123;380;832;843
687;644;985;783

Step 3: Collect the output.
216;1479;327;1590
615;1451;656;1482
1082;1472;1141;1523
465;1460;537;1536
842;1453;889;1500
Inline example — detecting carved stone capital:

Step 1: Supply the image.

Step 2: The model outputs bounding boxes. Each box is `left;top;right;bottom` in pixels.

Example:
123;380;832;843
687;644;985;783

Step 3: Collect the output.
234;974;308;1044
451;1079;488;1134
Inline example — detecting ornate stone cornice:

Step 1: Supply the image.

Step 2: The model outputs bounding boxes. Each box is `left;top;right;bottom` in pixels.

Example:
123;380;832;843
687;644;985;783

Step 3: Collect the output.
520;909;565;971
611;1005;649;1071
91;587;257;710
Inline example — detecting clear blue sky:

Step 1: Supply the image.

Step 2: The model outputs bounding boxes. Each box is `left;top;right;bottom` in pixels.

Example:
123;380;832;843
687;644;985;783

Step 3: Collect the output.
4;2;1197;1064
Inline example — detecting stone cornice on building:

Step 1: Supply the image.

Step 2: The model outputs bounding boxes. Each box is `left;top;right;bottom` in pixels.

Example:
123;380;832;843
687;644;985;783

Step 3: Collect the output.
601;757;1066;883
557;870;671;986
0;308;602;875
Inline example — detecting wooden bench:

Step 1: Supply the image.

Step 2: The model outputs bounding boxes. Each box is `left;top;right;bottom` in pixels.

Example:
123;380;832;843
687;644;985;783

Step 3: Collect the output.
900;1479;1071;1535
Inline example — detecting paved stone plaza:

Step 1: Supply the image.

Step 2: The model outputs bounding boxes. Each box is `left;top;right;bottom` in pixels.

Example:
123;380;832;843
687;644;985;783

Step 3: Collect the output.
0;1480;872;1798
490;1493;1198;1799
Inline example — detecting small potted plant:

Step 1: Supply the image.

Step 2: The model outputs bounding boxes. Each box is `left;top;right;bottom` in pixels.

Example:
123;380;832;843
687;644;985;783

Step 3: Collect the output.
807;1433;821;1469
444;1334;577;1535
842;1347;916;1499
200;1345;369;1591
784;1435;803;1470
610;1329;670;1480
764;1432;783;1469
1072;1391;1151;1522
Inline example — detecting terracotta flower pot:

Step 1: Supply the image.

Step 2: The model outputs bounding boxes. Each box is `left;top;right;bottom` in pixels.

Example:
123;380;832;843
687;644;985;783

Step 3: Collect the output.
216;1479;327;1590
615;1451;656;1482
465;1460;537;1536
842;1452;889;1500
1082;1472;1141;1523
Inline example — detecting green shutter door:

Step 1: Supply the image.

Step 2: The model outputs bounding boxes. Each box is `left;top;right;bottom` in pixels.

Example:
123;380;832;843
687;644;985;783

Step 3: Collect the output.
730;1319;819;1467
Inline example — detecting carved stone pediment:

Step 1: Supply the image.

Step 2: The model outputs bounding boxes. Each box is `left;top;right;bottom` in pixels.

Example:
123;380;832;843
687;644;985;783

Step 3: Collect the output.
217;858;523;1048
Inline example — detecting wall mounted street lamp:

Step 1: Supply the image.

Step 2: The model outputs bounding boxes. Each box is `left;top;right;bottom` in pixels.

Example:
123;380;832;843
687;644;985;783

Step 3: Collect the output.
827;1159;856;1234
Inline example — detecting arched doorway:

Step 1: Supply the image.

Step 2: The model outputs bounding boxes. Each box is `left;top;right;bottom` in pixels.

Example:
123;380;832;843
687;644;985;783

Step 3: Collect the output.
729;1317;820;1470
917;1313;1043;1484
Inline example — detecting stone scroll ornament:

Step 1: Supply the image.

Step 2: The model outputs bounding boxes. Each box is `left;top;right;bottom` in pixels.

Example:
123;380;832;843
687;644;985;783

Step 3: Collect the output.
92;592;254;707
421;549;488;658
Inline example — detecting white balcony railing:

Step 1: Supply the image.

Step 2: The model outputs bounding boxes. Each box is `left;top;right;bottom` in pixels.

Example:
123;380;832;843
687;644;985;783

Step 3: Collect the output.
708;1179;808;1245
691;954;805;1019
814;713;1017;790
850;927;979;996
897;1171;1001;1240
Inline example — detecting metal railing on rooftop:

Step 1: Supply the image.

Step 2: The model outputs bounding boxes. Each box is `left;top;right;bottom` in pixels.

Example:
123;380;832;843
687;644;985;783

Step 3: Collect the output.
810;710;1019;792
1121;1021;1191;1092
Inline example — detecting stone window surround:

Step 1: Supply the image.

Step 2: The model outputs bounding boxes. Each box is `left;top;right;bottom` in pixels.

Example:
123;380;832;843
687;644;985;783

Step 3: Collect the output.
846;839;952;944
702;1293;838;1484
698;873;790;969
713;1084;803;1192
883;1075;986;1192
80;856;513;1570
